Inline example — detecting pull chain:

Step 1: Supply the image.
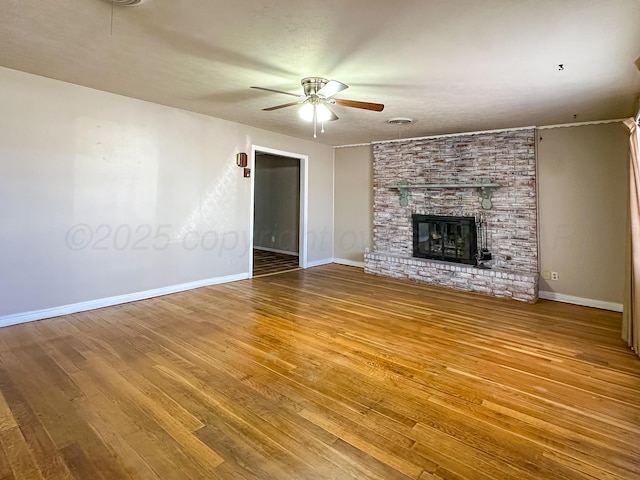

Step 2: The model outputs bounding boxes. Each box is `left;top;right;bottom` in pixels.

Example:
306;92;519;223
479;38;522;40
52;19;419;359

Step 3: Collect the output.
313;107;317;138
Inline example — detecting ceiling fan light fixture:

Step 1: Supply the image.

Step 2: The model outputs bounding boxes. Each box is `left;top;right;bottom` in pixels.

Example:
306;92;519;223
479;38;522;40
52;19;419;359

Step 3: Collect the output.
316;103;333;123
299;101;333;123
299;102;315;122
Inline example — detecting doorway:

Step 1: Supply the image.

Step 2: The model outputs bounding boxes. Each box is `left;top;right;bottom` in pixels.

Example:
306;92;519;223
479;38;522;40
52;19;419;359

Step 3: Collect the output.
250;146;308;277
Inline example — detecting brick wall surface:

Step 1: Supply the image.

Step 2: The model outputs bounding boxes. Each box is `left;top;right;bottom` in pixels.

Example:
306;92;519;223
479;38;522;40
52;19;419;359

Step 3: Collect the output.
366;128;539;302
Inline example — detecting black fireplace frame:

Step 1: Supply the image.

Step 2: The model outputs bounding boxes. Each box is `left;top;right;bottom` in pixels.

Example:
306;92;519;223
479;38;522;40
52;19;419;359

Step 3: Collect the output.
412;214;478;265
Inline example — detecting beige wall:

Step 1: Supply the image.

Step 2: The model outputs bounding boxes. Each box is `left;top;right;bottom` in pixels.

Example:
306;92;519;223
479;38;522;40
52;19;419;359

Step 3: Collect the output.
538;123;628;304
333;145;373;264
0;66;333;318
1;62;627;319
254;154;300;253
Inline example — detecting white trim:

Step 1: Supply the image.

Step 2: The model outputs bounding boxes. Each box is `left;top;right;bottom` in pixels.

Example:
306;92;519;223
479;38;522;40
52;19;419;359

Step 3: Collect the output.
0;273;250;328
300;153;309;269
249;148;256;277
537;118;626;130
539;291;623;312
370;126;535;145
333;258;365;268
250;146;309;274
333;118;627;149
253;246;299;256
306;258;334;268
331;148;336;261
334;142;373;149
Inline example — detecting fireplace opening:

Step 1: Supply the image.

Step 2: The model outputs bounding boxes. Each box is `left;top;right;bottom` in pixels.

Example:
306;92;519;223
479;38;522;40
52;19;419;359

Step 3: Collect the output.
412;214;477;265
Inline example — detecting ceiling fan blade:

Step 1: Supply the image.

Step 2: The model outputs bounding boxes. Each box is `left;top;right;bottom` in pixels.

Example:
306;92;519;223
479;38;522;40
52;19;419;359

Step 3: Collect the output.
317;80;349;98
334;98;385;112
262;101;300;111
323;104;339;122
251;86;303;98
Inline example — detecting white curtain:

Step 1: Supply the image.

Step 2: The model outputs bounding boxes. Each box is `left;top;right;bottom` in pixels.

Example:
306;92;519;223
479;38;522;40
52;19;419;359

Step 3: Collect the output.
623;118;640;357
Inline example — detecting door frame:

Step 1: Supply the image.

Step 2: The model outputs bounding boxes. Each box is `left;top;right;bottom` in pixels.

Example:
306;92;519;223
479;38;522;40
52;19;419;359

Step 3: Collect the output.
249;145;308;277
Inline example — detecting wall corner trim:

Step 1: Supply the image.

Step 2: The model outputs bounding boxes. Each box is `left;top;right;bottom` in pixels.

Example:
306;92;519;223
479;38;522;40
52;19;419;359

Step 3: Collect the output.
333;258;365;268
371;126;536;145
539;291;623;312
0;273;251;328
306;258;334;268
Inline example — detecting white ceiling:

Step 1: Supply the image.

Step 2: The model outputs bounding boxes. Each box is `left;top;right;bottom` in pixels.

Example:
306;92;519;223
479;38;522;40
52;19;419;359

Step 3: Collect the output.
2;0;639;146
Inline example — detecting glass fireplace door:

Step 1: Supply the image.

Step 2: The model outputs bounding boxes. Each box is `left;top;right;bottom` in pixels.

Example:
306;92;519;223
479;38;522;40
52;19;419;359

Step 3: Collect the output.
413;215;477;265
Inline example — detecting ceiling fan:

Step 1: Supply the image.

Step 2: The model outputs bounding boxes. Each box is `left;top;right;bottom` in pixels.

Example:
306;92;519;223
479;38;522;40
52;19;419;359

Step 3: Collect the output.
251;77;384;138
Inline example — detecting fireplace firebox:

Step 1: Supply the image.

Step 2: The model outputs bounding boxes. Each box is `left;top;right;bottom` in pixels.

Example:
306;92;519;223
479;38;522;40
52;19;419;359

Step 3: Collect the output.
412;214;477;265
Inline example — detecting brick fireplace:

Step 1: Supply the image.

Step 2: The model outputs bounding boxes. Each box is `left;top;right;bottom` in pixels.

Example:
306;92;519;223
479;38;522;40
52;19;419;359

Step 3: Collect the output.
364;128;539;302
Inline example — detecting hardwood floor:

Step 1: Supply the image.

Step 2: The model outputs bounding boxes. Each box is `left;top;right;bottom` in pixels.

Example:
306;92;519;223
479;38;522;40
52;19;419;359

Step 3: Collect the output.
252;249;300;277
0;264;638;479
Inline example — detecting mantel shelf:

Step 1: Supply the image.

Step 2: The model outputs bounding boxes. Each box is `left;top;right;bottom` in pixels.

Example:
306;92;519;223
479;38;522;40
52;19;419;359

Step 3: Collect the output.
385;182;502;189
385;177;502;209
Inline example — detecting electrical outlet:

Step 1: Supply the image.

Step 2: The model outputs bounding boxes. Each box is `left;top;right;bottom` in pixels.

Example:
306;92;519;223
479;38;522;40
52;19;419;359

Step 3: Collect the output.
227;258;234;266
551;271;559;281
542;271;551;280
364;247;370;254
271;235;276;243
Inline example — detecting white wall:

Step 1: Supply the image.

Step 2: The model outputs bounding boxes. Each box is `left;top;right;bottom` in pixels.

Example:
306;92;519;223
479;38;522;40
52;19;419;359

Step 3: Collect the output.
0;66;333;318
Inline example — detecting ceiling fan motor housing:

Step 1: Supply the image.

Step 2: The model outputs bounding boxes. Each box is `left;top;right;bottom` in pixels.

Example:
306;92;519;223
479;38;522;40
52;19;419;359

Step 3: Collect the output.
301;77;329;97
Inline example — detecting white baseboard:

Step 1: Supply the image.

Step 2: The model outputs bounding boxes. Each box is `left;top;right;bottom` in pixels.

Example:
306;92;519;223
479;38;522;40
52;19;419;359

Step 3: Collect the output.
0;273;250;328
253;246;299;256
333;258;365;268
306;258;334;268
539;291;623;312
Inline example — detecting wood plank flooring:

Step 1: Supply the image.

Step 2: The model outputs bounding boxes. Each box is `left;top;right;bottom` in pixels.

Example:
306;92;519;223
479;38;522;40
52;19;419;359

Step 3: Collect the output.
252;249;300;277
0;264;638;479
